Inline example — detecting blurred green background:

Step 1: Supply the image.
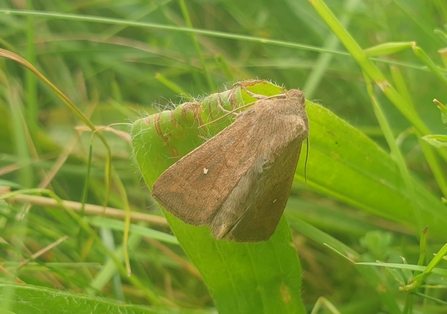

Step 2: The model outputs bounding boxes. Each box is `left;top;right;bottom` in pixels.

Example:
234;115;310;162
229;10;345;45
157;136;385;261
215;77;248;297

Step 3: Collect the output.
1;0;447;313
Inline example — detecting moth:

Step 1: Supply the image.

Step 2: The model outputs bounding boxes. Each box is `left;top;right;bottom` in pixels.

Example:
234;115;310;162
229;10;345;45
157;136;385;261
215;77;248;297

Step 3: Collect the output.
152;88;308;242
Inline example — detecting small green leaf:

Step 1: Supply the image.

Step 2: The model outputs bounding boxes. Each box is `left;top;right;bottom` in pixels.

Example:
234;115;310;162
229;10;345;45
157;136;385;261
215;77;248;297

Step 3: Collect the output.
434;99;447;124
422;134;447;148
364;42;414;57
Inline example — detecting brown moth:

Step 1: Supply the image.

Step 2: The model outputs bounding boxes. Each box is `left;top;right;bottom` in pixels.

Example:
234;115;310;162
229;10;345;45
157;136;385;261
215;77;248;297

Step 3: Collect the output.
151;88;308;242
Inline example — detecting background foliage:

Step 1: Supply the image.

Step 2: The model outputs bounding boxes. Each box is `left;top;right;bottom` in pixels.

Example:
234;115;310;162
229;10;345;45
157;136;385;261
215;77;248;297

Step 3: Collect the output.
1;0;447;313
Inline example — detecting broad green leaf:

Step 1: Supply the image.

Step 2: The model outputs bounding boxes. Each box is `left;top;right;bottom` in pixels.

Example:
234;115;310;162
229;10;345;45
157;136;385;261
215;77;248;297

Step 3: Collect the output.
296;102;447;238
132;80;305;314
0;283;208;314
132;79;447;312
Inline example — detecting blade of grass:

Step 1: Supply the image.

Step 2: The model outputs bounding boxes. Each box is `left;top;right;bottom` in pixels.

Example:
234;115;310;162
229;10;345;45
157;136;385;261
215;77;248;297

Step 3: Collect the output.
178;0;214;91
25;5;38;136
0;49;113;211
363;72;423;234
309;0;430;137
0;189;162;305
303;0;361;99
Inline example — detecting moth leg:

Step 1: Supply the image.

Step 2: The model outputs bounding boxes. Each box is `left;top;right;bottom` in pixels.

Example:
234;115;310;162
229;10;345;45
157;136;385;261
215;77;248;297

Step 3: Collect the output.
235;82;268;99
235;82;286;101
198;95;239;135
216;94;238;116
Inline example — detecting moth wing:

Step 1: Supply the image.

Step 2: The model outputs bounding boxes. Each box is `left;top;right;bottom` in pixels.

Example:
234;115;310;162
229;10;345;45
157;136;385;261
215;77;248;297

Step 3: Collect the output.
232;139;303;241
151;110;262;225
213;137;304;242
208;95;308;241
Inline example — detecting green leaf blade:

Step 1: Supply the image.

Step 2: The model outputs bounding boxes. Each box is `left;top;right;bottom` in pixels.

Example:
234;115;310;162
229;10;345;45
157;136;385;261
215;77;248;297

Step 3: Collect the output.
131;80;305;314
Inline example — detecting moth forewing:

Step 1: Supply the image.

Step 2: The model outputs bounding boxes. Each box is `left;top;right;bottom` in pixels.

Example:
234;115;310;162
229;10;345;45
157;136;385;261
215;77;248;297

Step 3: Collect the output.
151;103;264;225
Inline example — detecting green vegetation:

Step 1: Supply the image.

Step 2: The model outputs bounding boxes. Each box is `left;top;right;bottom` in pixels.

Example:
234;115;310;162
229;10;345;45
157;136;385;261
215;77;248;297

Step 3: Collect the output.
1;0;447;313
